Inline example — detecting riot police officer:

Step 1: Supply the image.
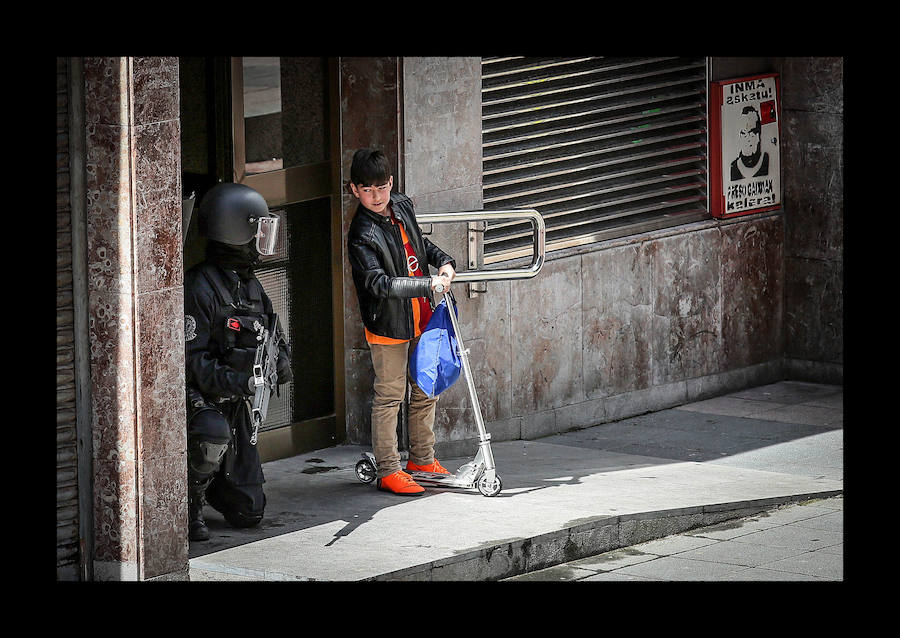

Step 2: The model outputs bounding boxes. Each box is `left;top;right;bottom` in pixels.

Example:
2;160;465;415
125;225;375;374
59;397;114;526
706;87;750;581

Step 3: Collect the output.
183;182;292;542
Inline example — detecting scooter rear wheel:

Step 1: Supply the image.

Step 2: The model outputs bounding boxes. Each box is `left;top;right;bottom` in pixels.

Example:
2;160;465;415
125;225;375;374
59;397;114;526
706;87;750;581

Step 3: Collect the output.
477;474;502;497
355;459;377;484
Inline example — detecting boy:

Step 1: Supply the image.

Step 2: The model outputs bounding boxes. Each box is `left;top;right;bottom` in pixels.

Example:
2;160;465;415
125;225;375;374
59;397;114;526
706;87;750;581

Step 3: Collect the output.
346;148;456;496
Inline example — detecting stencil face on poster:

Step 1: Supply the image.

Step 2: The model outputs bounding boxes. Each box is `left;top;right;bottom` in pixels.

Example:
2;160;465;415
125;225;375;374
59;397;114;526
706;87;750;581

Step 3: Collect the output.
710;73;781;218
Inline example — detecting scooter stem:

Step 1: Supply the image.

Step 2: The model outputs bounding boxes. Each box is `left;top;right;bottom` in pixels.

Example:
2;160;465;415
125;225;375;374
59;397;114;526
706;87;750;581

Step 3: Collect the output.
443;289;496;473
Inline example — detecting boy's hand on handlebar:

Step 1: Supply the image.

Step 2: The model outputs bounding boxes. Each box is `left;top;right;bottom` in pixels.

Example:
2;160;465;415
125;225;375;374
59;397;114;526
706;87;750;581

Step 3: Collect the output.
438;264;455;282
431;264;455;292
431;275;448;291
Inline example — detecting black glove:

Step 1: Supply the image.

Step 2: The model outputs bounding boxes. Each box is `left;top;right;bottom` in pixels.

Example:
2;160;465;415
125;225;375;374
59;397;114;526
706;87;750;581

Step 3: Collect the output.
276;354;293;385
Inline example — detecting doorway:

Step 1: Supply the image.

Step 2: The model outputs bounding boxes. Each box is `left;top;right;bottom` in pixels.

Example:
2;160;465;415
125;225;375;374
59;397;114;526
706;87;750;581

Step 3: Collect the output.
179;56;345;461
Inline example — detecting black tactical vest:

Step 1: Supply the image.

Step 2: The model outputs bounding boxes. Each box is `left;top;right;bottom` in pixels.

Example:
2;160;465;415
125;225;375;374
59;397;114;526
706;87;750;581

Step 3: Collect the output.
201;264;272;381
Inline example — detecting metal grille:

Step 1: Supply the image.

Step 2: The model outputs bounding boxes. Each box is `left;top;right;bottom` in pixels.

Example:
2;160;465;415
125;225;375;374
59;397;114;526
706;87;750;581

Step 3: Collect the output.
482;57;709;263
255;207;293;430
255;265;293;431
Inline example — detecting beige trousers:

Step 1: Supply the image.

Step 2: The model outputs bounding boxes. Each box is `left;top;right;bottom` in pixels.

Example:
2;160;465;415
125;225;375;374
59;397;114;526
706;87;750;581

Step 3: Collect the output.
369;336;439;478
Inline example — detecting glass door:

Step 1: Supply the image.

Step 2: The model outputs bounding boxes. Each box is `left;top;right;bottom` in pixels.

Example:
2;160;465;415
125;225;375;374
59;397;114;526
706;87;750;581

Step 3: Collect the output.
231;57;345;460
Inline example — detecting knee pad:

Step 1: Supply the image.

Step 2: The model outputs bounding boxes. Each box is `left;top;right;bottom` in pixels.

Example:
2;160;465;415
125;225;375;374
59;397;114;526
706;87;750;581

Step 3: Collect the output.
187;437;229;478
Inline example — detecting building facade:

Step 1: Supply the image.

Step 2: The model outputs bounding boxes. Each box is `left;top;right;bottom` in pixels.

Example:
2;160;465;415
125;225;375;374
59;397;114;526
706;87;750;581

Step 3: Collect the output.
55;56;843;580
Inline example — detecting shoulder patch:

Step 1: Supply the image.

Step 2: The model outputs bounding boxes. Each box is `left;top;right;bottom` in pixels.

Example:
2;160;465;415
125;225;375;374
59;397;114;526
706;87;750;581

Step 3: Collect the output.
184;314;197;342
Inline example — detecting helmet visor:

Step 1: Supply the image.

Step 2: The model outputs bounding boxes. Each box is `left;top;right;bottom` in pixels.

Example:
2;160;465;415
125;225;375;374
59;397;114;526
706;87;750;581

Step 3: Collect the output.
255;214;280;256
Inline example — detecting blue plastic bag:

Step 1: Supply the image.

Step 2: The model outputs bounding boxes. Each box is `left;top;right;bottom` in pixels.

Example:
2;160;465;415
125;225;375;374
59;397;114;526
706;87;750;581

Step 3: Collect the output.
410;298;461;397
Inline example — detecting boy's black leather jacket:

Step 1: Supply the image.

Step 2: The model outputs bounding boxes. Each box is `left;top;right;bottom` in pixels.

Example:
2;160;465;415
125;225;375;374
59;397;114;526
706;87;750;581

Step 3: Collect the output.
347;192;455;341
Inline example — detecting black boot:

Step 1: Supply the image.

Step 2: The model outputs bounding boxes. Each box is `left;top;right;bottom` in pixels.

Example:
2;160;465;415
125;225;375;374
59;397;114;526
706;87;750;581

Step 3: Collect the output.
188;481;210;542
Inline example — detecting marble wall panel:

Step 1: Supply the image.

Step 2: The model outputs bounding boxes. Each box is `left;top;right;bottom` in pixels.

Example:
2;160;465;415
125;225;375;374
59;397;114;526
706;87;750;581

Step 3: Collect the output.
506;214;794;437
131;58;186;580
582;242;652;399
83;58;128;126
84;121;132;296
454;279;512;425
780;110;843;263
648;229;722;386
785;256;843;364
93;457;138;564
138;454;188;578
83;57;179;126
427;261;512;442
133;119;182;294
402;57;482;196
89;290;136;466
341;193;367;354
776;57;843;114
136;287;186;461
721;215;784;369
511;258;584;414
131;57;180;125
86;199;139;567
344;347;375;446
90;290;139;565
338;57;399;183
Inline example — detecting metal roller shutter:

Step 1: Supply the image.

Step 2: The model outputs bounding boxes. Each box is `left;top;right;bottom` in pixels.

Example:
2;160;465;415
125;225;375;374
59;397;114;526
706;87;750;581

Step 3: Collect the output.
482;56;709;263
57;57;81;579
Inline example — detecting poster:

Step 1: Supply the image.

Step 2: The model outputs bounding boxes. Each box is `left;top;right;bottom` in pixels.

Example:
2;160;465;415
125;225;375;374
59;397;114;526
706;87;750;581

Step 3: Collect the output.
709;73;781;218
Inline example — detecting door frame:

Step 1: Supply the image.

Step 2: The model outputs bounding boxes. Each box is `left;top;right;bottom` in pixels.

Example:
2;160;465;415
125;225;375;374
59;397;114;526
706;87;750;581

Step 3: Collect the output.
229;56;346;460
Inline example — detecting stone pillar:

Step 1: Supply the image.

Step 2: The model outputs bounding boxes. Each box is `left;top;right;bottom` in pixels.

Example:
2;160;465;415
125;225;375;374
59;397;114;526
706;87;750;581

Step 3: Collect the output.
338;57;402;446
774;57;843;383
82;57;188;580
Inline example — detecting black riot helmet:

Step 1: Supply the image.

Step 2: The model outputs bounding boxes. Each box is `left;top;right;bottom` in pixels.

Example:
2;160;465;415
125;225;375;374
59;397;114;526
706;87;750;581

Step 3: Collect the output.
198;183;280;255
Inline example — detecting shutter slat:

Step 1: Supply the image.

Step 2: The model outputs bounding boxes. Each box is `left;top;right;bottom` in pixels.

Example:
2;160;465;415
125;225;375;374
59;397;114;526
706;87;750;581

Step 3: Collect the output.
484;115;706;169
483;59;704;110
487;182;707;244
485;129;706;181
484;99;705;147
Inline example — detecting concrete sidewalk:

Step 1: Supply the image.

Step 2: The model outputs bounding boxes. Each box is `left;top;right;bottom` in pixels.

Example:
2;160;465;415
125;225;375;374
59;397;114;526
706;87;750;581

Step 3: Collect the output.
502;495;843;581
188;380;843;581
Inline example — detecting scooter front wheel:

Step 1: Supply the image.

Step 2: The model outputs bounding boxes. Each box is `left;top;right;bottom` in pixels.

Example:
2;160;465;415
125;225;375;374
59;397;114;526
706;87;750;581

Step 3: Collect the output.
355;459;377;484
477;473;502;497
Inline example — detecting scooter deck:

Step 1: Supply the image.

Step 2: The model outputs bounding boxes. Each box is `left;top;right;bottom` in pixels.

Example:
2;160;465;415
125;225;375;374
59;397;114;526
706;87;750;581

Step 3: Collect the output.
407;470;475;489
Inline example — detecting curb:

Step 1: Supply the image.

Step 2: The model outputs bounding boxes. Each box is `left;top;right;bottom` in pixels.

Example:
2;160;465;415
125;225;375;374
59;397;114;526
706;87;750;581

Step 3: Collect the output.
366;489;843;581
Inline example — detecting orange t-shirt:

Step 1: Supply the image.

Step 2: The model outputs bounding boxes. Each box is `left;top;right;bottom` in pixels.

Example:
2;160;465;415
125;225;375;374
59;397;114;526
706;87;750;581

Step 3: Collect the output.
365;213;433;345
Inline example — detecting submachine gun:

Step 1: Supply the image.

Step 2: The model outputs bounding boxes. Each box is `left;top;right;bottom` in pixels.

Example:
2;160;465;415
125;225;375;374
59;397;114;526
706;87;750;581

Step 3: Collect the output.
249;313;283;445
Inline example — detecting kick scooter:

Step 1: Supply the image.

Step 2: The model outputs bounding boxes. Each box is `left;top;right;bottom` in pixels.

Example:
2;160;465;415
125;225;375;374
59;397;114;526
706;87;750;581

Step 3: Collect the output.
354;207;546;498
355;285;503;497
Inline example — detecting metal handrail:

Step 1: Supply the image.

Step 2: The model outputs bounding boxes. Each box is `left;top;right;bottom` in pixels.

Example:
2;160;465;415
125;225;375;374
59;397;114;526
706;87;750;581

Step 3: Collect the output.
416;209;545;282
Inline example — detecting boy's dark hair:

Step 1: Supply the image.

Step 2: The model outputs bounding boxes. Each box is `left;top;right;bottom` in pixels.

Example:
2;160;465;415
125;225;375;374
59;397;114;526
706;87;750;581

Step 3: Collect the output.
350;148;392;187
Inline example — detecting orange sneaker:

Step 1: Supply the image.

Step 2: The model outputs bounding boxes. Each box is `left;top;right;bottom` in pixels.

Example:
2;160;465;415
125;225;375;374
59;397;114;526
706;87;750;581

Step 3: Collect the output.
377;470;425;496
406;458;451;475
